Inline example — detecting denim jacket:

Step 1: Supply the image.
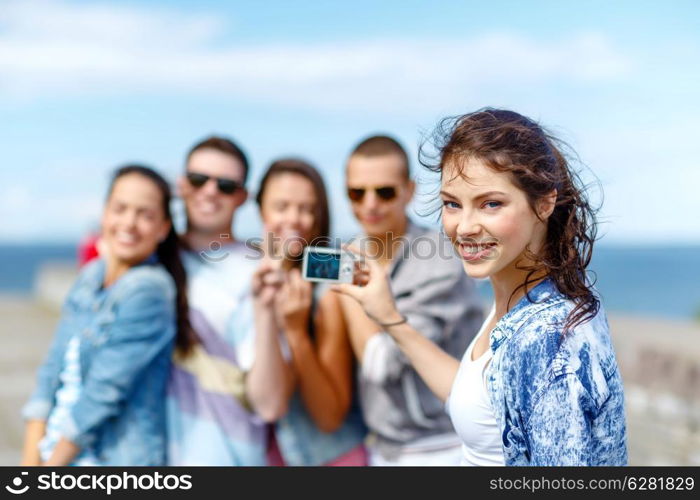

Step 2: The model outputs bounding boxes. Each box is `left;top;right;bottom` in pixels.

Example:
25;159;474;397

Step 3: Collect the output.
484;278;628;466
22;257;176;465
275;393;367;466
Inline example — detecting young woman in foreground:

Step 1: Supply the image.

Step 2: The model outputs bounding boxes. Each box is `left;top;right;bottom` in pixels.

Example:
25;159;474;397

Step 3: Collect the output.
334;109;627;466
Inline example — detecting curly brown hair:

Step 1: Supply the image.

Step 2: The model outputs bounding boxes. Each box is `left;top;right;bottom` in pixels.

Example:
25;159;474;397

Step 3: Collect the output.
420;108;600;333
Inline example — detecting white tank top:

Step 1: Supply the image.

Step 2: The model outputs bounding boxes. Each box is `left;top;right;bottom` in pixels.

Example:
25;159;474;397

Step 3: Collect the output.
446;306;505;466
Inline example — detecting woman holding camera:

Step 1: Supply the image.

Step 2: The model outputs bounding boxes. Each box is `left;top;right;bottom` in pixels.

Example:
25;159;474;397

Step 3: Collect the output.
253;158;367;466
334;109;628;466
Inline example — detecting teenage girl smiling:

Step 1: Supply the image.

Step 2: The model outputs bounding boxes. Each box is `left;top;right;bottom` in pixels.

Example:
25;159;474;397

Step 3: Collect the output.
334;109;627;466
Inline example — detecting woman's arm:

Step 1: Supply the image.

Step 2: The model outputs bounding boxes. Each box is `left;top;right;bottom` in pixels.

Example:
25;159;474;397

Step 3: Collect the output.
333;247;460;402
51;278;176;459
42;437;80;466
337;293;379;361
372;321;460;402
282;276;353;432
21;307;78;432
246;263;294;422
522;373;618;466
20;419;46;466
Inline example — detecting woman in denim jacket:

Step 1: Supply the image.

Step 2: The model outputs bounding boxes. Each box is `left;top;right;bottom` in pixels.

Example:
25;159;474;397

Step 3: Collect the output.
21;165;192;466
334;109;628;466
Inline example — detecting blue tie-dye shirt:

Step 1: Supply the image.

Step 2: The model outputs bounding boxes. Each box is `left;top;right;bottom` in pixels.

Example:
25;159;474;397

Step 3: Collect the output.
483;278;628;466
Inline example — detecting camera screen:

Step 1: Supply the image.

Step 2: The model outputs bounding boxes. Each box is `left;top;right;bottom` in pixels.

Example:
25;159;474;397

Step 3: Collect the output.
305;250;341;280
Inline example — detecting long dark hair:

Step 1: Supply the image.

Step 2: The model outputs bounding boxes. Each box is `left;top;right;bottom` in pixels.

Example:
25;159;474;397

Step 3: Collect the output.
421;108;600;333
255;158;331;248
107;165;196;352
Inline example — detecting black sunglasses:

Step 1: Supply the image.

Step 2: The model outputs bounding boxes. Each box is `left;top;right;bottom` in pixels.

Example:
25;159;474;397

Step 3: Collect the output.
347;186;397;202
186;172;243;195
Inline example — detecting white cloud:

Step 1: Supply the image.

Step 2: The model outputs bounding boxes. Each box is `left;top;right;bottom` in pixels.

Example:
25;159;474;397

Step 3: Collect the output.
0;0;633;112
7;1;696;245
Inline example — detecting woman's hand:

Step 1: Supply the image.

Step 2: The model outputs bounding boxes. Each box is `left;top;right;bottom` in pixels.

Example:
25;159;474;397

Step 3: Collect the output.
277;268;312;337
20;419;45;466
260;223;299;271
252;260;284;308
42;437;80;466
331;246;402;326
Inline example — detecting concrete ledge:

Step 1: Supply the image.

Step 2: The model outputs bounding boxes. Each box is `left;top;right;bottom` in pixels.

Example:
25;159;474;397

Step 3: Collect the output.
33;262;78;313
610;315;700;465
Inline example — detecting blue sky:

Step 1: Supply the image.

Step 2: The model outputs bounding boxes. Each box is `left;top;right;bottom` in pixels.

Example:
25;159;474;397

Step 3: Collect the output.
1;0;699;244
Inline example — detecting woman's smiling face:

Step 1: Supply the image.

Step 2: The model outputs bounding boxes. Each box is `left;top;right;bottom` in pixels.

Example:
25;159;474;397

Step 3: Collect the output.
440;157;551;282
101;173;171;267
259;172;318;258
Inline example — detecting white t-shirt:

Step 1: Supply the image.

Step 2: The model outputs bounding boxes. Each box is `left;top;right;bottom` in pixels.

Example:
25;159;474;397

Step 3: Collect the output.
181;242;289;371
39;336;98;465
446;305;505;466
167;242;289;466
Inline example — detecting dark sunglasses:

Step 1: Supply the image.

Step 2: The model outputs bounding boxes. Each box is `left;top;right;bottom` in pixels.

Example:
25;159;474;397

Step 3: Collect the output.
186;172;243;195
347;186;398;202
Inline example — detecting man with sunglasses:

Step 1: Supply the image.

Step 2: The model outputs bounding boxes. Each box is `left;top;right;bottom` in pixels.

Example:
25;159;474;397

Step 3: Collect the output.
168;136;290;465
179;137;248;251
340;135;484;466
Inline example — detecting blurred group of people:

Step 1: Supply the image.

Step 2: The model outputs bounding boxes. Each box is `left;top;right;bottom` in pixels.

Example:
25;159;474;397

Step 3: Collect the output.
21;109;628;467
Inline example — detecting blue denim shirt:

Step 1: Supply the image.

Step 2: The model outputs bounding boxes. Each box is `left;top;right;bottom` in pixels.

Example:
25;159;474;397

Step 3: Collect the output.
22;257;176;465
275;392;367;466
484;278;628;466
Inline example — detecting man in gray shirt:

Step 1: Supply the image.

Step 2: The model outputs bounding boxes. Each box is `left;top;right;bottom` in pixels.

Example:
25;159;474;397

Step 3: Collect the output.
339;135;484;465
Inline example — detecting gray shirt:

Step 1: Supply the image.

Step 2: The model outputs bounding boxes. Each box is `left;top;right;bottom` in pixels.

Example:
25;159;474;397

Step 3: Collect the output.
349;221;484;457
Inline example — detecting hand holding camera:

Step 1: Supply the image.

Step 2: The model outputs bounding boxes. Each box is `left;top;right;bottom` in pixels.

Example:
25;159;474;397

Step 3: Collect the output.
330;245;403;327
276;268;313;336
252;260;284;307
